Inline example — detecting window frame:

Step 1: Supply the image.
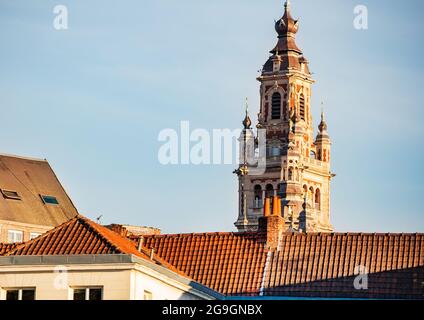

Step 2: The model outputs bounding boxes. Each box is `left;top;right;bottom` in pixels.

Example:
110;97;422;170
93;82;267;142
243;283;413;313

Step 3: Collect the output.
2;287;36;300
40;194;59;205
7;229;23;243
71;286;103;301
1;189;22;200
143;290;153;300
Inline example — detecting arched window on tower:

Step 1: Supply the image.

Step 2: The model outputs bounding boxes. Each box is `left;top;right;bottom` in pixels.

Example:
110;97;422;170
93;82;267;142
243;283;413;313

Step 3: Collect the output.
271;92;281;120
315;189;321;210
265;184;274;198
309;187;314;204
288;167;294;181
299;94;305;120
254;185;262;208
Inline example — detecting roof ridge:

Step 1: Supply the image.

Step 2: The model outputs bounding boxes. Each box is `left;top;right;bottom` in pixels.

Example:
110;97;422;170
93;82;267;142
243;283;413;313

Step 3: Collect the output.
144;231;249;238
76;215;145;256
143;231;424;239
79;217;191;278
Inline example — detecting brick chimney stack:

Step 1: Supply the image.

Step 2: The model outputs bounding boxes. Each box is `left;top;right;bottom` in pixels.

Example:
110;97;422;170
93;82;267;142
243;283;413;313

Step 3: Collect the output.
258;196;285;249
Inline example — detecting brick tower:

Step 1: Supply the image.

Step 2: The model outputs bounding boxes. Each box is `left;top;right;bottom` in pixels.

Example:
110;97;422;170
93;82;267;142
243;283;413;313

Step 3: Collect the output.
234;1;334;233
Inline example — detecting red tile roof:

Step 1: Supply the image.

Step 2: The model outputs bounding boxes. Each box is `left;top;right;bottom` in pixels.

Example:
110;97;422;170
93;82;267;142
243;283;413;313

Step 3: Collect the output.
143;232;424;299
144;232;267;296
1;215;188;277
0;243;17;255
3;215;145;257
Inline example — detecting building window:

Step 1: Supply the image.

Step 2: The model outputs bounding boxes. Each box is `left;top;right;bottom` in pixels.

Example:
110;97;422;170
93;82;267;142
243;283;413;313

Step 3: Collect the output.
72;287;103;301
309;187;314;203
265;184;274;198
288;167;294;181
254;185;262;208
143;290;153;300
1;189;21;200
3;288;35;300
30;233;42;240
310;151;316;159
315;189;321;210
40;195;59;205
299;94;305;120
7;230;23;243
271;92;281;120
303;185;308;197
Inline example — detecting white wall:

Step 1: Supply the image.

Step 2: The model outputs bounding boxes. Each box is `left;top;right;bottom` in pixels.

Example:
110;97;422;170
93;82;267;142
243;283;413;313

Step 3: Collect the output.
0;262;213;300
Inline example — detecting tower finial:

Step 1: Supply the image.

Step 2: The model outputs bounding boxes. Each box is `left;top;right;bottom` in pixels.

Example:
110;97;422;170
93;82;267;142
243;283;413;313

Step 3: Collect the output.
318;101;328;133
285;0;291;12
242;97;252;129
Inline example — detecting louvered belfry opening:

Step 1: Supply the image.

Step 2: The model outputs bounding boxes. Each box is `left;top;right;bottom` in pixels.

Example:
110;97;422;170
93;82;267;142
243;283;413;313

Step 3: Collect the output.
299;93;305;120
271;92;281;119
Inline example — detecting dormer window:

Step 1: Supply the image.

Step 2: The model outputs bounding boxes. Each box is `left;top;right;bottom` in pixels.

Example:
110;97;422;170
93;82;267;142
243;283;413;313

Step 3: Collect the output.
40;195;59;205
1;189;21;200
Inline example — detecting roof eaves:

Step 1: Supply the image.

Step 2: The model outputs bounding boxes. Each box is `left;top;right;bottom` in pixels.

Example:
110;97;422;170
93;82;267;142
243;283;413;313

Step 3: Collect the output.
0;153;47;163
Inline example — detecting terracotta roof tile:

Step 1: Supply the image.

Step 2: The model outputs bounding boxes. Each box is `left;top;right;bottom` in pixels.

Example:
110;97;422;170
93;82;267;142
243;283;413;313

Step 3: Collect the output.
142;232;424;299
2;215;189;277
0;243;17;255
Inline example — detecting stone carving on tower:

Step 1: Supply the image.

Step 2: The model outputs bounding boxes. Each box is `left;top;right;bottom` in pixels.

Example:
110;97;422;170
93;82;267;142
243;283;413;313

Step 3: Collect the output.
234;1;334;233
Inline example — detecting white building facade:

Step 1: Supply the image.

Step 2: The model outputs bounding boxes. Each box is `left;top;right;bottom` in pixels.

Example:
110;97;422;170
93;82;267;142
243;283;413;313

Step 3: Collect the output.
0;255;221;300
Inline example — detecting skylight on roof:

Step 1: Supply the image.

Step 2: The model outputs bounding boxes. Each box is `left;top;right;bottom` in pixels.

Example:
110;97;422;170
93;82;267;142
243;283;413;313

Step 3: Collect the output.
40;195;59;205
1;189;22;200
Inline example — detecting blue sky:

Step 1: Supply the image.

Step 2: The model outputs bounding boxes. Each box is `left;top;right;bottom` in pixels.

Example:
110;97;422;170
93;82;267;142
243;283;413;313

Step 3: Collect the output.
0;0;423;233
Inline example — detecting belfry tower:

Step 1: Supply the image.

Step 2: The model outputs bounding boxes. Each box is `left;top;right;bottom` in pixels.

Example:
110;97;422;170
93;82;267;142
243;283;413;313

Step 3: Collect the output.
234;1;334;233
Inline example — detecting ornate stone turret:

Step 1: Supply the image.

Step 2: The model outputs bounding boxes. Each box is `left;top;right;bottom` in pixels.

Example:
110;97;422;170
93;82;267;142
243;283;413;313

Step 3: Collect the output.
234;1;334;233
315;109;332;163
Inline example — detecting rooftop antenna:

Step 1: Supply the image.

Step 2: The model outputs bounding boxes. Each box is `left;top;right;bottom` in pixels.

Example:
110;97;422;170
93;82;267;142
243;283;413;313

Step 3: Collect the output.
96;215;103;224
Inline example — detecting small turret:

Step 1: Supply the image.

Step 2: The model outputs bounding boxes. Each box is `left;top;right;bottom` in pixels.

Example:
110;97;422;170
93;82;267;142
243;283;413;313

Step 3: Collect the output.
315;108;331;162
242;98;252;129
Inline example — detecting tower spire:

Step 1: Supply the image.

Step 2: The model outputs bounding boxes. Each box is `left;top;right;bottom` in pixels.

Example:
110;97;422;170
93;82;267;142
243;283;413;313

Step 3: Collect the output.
318;101;328;133
242;97;252;129
285;0;291;12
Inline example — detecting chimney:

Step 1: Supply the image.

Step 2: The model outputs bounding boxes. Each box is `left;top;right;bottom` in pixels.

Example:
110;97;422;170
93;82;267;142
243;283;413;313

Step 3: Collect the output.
263;198;271;217
108;224;128;237
258;196;285;249
137;236;144;252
